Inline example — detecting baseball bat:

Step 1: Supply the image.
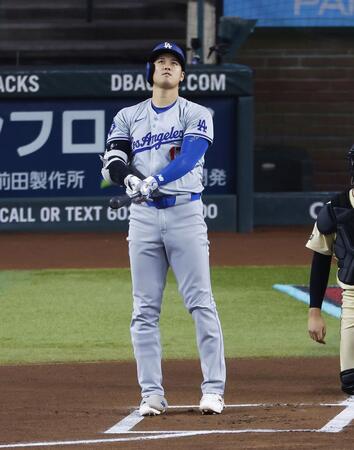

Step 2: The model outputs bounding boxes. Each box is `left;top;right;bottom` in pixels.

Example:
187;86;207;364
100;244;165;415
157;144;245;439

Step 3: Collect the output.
109;193;140;209
109;193;134;209
108;166;145;210
109;167;162;210
109;190;164;210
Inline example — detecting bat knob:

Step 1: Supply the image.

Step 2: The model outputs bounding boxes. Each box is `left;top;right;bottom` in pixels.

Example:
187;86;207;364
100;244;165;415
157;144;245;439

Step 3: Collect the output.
109;195;133;209
109;197;120;209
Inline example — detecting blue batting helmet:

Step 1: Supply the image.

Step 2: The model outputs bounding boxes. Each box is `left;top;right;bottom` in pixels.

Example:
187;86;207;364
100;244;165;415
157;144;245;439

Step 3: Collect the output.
146;41;186;85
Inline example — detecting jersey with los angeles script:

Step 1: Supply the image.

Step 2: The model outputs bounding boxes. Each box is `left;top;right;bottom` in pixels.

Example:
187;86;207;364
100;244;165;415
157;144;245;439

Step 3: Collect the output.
107;96;213;195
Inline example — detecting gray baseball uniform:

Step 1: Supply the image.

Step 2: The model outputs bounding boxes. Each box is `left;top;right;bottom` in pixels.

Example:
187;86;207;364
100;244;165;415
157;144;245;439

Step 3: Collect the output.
108;96;226;397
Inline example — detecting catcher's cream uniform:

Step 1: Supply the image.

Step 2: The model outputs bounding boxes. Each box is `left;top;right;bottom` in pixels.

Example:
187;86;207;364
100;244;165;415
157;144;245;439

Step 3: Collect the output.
306;190;354;371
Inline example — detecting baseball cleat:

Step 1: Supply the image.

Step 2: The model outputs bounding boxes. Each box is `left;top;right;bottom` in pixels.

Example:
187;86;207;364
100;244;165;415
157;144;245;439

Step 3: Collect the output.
139;395;168;416
199;393;224;414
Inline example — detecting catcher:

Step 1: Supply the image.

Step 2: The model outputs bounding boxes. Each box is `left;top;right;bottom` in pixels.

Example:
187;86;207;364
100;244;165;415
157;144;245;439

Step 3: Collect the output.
306;145;354;396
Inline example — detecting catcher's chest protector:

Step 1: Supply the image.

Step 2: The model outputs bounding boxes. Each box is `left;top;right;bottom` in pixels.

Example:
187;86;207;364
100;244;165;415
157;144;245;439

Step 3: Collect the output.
317;190;354;285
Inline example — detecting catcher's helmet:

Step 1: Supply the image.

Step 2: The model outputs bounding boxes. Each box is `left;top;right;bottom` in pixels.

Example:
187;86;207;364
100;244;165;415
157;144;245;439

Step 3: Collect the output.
146;41;186;85
347;144;354;185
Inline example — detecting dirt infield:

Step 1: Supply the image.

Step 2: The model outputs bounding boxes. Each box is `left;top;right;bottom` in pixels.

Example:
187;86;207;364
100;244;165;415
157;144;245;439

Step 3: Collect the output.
1;228;353;449
1;358;353;449
0;226;313;269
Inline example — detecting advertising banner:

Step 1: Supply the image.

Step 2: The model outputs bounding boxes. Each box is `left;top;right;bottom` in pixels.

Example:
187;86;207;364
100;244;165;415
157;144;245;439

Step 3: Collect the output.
0;65;253;232
0;66;252;98
0;195;236;232
0;98;236;198
254;192;335;225
224;0;354;27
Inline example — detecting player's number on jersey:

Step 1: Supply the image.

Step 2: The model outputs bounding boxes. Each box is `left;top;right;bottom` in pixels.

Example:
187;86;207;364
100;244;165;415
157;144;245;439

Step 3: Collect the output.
197;119;207;133
169;146;180;161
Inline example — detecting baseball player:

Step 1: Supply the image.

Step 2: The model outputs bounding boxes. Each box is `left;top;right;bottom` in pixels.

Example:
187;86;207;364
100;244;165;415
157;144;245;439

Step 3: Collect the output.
101;41;226;415
306;145;354;396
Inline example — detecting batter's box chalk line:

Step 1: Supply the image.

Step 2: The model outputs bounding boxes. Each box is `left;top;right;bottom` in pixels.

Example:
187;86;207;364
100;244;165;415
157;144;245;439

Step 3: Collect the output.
0;399;353;449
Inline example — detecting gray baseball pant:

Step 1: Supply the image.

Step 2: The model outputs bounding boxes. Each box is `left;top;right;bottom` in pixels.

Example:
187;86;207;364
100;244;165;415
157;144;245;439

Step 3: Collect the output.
128;199;226;397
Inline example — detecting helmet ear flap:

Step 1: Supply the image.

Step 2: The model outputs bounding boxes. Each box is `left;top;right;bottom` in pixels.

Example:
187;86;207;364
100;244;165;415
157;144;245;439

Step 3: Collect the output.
146;62;154;86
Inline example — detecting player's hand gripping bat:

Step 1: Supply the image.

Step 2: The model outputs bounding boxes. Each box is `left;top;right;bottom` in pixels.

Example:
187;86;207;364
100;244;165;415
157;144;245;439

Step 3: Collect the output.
109;169;162;210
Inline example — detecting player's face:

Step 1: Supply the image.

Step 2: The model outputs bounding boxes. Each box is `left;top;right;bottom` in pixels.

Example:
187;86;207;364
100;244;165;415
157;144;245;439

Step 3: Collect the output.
153;53;184;88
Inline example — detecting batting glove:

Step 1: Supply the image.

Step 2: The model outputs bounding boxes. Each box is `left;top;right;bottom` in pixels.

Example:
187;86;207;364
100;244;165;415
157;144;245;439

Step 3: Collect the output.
139;176;159;199
124;174;142;198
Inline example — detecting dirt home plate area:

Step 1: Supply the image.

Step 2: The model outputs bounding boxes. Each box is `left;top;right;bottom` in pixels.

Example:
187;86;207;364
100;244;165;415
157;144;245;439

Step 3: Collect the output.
1;227;354;449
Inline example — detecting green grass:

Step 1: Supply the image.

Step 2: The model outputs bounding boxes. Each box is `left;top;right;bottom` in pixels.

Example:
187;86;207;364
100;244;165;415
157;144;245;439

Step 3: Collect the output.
0;266;340;364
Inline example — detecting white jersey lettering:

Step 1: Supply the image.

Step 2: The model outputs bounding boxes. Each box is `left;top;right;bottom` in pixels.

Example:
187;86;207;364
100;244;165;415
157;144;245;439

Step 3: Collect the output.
107;96;213;195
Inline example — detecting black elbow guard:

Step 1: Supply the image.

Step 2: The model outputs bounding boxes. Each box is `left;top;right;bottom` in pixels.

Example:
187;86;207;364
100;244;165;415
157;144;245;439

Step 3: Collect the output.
102;140;132;186
108;160;131;186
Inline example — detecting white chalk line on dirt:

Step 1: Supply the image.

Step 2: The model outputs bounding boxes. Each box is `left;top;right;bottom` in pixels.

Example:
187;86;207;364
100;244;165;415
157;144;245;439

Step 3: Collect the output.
1;400;353;449
104;401;350;434
104;404;280;434
105;410;144;433
319;397;354;433
0;429;318;449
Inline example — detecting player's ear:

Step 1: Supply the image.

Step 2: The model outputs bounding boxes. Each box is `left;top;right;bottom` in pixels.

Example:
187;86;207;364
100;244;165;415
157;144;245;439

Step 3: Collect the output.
180;71;185;83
